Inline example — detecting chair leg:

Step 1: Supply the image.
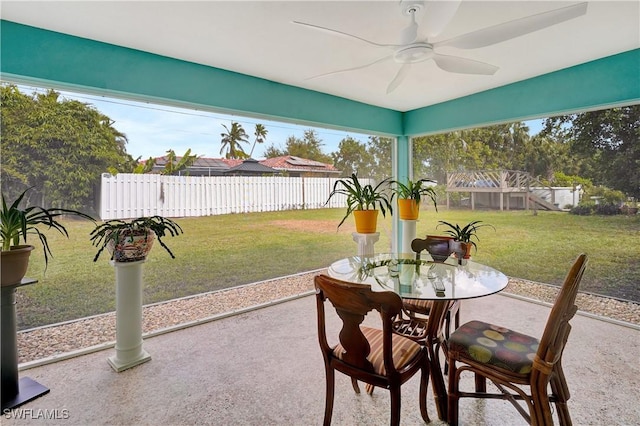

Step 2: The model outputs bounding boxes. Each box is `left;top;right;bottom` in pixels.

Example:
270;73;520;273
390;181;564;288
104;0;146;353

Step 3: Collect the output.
419;362;431;423
351;378;361;394
531;379;554;426
428;342;448;420
447;357;459;426
551;363;572;426
323;367;335;426
444;311;452;375
444;303;461;376
474;373;487;392
389;386;401;426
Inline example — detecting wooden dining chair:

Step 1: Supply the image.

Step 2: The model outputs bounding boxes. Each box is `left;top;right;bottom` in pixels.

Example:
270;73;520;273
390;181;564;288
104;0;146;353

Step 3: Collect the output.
446;253;588;426
314;274;430;426
394;237;461;366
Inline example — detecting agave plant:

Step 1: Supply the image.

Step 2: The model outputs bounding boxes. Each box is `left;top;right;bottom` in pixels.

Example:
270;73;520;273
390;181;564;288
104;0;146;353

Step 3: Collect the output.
1;187;95;269
436;220;495;250
325;173;394;229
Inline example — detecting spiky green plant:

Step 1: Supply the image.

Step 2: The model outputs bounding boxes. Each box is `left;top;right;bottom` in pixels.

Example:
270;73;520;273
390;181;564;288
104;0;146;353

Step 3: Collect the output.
90;216;183;262
325;173;394;229
1;187;95;269
390;178;438;210
436;220;495;250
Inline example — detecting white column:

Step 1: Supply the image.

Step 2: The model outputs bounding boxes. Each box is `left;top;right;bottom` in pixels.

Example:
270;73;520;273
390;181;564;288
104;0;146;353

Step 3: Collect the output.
400;219;417;255
108;260;151;372
351;232;380;257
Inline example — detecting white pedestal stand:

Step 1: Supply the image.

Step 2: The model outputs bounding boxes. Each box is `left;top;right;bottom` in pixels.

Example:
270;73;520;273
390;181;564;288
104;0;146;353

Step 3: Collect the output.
107;260;151;372
351;232;380;257
400;219;417;255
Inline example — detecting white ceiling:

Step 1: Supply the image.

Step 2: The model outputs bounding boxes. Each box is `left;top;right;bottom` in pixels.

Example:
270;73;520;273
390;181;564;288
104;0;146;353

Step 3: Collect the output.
2;1;639;112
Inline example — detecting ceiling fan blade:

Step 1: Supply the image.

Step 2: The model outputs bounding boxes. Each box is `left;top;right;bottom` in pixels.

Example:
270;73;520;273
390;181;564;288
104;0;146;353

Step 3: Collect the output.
387;64;411;94
306;55;392;80
432;54;499;75
423;0;462;38
434;2;588;49
292;21;398;48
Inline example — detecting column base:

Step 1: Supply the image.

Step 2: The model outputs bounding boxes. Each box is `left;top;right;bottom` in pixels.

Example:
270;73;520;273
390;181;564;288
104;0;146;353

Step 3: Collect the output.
1;377;50;410
107;349;151;373
351;232;380;257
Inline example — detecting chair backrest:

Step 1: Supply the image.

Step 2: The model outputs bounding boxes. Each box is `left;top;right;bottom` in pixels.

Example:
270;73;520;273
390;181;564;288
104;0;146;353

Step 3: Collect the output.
533;254;588;379
314;274;403;373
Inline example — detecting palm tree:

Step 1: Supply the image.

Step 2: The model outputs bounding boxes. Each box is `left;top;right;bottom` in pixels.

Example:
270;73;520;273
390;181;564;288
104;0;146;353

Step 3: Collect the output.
220;122;249;159
249;123;268;158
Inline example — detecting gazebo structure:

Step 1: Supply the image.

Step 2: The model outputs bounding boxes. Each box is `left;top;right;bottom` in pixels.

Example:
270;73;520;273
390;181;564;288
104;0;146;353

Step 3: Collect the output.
1;1;639;252
446;169;565;211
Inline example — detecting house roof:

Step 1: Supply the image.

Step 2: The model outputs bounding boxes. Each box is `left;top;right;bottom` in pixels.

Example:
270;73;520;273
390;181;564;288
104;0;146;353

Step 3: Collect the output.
154;156;230;173
227;158;278;174
148;155;335;175
260;156;340;175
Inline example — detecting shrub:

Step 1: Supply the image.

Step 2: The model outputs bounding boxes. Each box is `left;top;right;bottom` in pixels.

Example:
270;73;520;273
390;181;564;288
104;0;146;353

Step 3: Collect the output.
585;186;626;204
595;203;621;215
570;202;595;216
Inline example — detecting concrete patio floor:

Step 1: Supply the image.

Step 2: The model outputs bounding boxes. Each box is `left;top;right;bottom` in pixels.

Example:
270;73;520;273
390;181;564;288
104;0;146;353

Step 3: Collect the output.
4;291;639;425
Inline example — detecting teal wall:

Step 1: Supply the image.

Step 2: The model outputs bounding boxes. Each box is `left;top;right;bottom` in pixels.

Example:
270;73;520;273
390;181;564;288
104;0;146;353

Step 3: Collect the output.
2;20;638;138
404;49;640;136
0;21;402;136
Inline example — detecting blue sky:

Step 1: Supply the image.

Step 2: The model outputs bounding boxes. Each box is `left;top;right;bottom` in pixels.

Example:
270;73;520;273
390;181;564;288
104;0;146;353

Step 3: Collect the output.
18;84;543;160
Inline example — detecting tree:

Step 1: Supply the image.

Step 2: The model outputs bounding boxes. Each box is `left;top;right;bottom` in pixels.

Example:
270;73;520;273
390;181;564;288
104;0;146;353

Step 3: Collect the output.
366;136;393;182
249;123;268;158
264;144;285;158
543;106;640;198
160;149;199;175
0;84;137;211
331;137;374;177
219;122;249;159
264;129;333;164
284;130;333;164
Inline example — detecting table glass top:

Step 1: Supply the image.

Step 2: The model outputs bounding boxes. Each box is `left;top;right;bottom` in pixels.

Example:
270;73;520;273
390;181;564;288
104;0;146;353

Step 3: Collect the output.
328;253;508;301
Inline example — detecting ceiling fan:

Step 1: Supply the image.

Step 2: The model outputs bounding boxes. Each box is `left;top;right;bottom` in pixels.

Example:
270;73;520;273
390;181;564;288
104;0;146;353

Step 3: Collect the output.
293;1;588;94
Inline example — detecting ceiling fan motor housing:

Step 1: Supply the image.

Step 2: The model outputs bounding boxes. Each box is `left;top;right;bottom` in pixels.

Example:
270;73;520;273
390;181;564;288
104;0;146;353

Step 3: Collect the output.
394;43;434;64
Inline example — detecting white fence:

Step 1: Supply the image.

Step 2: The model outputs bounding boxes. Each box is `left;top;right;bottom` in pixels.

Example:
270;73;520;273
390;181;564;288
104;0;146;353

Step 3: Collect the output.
99;174;366;220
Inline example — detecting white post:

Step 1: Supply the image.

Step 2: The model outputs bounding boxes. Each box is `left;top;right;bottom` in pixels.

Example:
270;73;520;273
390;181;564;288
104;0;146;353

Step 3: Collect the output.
400;219;417;255
351;232;380;257
108;260;151;372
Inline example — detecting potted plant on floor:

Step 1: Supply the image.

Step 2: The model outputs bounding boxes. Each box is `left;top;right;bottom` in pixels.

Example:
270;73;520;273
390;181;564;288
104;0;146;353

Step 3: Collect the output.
1;187;95;286
436;220;495;259
326;173;393;233
90;215;183;263
390;178;438;220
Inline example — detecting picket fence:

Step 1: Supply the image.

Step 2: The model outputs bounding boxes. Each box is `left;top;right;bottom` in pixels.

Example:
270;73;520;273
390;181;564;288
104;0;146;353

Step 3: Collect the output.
99;174;367;220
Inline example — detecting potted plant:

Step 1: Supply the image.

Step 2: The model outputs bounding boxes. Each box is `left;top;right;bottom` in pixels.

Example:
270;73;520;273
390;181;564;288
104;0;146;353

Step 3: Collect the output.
325;173;393;233
390;178;438;220
1;187;95;286
436;220;495;259
90;216;183;263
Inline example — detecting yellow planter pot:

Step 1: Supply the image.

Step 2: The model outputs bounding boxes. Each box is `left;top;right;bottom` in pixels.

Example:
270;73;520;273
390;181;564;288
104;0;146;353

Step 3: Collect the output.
353;210;379;233
398;199;420;220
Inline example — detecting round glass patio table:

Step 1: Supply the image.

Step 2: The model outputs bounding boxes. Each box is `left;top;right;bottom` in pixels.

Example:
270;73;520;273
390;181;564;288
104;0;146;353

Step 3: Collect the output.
327;253;508;421
328;253;508;301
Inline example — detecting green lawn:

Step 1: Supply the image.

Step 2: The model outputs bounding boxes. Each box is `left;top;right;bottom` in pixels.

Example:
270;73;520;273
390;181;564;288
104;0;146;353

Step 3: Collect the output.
16;208;640;330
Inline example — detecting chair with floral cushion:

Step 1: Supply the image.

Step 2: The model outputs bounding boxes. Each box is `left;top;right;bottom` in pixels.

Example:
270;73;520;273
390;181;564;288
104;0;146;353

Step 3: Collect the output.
314;274;430;426
446;253;588;426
